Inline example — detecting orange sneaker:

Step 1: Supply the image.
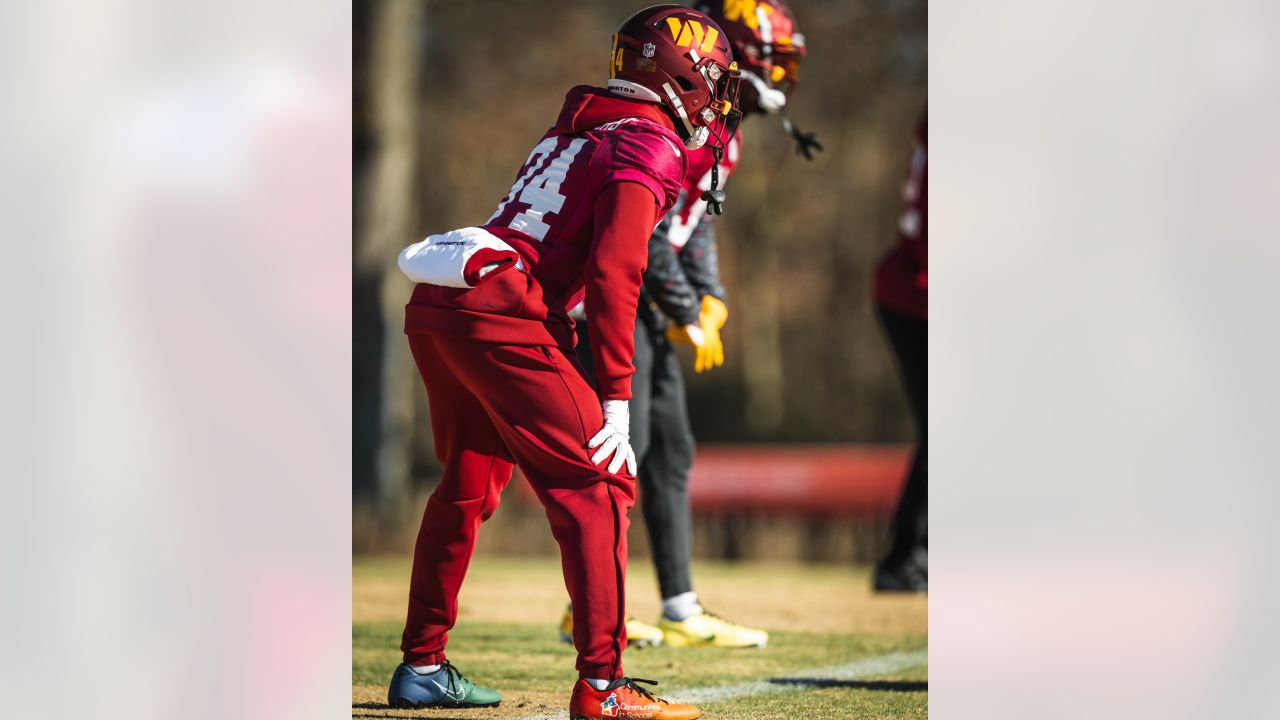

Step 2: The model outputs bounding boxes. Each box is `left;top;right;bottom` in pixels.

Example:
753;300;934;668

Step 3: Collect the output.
569;677;700;720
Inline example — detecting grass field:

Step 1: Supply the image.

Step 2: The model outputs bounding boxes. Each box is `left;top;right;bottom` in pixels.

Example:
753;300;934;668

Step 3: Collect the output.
354;555;927;719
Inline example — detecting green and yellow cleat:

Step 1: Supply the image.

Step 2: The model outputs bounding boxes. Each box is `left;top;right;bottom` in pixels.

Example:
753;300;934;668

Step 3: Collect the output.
559;604;665;648
387;659;501;709
658;608;769;648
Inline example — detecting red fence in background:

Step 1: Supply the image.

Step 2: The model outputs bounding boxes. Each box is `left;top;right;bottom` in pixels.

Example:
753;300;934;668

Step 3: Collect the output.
514;445;911;518
689;445;910;516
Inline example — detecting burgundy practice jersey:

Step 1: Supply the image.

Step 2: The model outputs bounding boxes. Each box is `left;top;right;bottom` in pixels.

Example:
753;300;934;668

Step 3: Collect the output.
405;86;688;398
481;115;686;312
408;88;686;327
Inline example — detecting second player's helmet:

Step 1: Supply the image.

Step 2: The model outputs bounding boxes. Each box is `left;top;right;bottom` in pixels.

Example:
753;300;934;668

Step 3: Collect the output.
608;4;742;150
696;0;806;113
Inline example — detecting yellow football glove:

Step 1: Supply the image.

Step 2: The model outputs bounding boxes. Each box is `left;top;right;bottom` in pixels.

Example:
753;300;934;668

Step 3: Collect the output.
695;296;728;373
700;295;729;330
665;322;705;347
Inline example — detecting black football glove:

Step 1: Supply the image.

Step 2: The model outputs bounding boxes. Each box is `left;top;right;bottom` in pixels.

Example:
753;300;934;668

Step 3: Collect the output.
781;116;824;161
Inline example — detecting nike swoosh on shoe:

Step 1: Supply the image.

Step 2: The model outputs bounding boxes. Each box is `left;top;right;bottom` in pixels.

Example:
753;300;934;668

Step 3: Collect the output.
427;678;464;701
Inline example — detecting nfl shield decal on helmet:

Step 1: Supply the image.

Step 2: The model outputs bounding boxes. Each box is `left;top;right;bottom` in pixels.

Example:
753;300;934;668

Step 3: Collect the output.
601;692;620;716
642;42;656;58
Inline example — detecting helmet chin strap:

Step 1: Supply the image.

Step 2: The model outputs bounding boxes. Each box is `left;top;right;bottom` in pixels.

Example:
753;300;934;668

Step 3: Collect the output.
662;83;711;150
685;126;710;150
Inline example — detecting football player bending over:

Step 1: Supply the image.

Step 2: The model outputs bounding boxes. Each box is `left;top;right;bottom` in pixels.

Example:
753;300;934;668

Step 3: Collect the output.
389;5;740;719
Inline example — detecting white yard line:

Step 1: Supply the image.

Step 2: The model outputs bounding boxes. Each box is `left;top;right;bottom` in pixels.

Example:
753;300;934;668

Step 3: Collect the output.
517;649;928;719
671;650;928;704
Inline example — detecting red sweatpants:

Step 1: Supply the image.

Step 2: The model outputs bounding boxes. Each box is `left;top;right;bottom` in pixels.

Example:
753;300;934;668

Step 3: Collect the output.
400;332;636;680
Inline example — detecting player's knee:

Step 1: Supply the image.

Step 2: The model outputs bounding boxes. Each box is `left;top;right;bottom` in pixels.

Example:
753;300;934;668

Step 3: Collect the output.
425;485;494;524
479;493;502;523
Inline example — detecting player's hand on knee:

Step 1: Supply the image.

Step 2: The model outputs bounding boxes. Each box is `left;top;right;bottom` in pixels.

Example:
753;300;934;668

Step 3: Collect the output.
588;400;637;476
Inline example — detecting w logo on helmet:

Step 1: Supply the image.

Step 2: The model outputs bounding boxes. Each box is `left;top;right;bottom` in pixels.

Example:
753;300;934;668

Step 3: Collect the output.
722;0;760;29
665;17;721;53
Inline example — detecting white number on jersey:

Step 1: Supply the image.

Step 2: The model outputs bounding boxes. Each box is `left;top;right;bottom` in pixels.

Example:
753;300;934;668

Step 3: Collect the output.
488;137;588;242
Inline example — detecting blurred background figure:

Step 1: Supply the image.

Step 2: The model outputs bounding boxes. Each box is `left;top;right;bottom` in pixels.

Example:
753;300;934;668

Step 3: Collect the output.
871;111;927;592
563;0;819;651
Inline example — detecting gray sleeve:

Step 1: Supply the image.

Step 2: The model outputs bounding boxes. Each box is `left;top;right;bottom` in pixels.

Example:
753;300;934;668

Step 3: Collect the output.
642;208;703;326
677;215;726;301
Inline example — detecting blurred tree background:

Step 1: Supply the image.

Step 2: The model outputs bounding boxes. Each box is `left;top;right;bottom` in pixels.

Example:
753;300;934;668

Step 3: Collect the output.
354;0;926;550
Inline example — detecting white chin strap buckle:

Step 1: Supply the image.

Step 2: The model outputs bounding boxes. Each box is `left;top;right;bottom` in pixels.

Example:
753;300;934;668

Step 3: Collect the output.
685;126;710;150
745;71;787;114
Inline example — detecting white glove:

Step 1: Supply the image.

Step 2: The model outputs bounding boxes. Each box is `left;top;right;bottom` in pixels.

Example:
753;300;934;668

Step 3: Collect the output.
588;400;637;475
743;70;787;114
398;227;523;288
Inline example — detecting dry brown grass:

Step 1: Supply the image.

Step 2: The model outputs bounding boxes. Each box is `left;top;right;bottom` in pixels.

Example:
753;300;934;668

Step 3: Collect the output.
355;555;926;635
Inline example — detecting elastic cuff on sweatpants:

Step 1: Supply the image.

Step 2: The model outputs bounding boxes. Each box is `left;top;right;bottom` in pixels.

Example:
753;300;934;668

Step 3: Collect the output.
578;663;624;681
403;650;445;666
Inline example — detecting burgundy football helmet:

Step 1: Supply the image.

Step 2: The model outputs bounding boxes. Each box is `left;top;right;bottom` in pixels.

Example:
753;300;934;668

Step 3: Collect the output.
698;0;822;160
609;4;742;151
696;0;806;113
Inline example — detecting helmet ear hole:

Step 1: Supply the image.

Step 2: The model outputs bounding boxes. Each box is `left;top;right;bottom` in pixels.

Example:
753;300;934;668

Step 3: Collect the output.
674;76;697;92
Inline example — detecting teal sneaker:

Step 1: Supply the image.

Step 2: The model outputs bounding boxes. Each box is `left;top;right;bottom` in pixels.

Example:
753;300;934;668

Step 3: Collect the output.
387;659;501;709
